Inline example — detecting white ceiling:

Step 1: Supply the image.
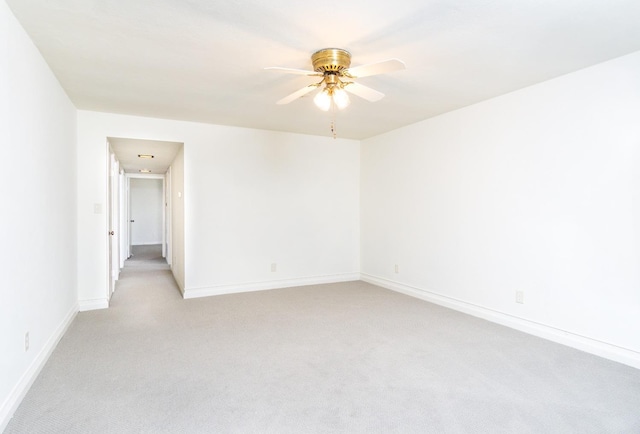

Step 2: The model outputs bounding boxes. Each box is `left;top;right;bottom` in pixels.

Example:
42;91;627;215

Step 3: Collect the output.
109;137;182;174
7;0;640;140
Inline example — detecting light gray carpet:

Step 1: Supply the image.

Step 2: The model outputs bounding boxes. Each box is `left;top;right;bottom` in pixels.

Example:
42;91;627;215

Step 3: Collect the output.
125;244;171;269
5;247;640;433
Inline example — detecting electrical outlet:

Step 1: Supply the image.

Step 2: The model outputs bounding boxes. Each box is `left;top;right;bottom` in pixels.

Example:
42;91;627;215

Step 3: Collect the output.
271;263;277;272
394;264;399;274
516;290;524;304
25;332;29;352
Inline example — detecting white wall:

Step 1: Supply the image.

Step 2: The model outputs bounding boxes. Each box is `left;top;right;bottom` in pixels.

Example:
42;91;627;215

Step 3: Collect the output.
170;147;185;291
0;2;78;430
130;178;163;246
76;112;360;303
361;50;640;368
185;126;361;297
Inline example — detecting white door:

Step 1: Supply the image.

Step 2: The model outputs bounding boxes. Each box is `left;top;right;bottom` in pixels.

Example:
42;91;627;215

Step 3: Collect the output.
165;168;172;266
119;170;127;268
108;152;120;298
127;176;133;259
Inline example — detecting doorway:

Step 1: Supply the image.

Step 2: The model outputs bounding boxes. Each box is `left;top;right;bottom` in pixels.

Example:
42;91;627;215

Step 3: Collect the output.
105;137;183;304
128;175;165;260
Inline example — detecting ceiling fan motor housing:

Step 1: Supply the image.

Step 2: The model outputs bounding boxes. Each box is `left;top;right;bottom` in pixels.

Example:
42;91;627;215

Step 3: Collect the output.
311;48;352;74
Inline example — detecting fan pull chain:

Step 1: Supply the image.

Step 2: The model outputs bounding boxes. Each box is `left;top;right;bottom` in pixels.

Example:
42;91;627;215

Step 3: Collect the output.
330;106;337;139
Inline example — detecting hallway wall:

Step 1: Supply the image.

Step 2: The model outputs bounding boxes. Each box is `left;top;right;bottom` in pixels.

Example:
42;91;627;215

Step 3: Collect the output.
0;2;78;430
169;146;185;291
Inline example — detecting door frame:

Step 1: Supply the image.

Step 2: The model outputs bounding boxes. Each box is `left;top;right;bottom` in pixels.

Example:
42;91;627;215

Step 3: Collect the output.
165;167;172;265
106;145;120;301
125;173;167;259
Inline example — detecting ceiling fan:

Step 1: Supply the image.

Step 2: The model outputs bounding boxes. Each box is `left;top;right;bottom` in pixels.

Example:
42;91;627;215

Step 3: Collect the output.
266;48;405;111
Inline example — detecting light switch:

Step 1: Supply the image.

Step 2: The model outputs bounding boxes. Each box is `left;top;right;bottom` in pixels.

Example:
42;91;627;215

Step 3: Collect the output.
94;203;102;214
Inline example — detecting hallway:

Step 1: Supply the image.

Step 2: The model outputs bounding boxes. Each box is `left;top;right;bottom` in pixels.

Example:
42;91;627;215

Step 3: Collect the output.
109;244;180;309
5;245;184;433
125;244;169;265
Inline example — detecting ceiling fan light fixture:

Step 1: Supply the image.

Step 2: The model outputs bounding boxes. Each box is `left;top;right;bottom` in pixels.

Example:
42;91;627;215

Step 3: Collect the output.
333;87;350;110
314;88;332;111
314;83;350;111
268;47;406;118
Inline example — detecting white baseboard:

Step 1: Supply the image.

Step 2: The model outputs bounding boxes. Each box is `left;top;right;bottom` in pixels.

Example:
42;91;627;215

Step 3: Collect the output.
78;298;109;311
0;303;78;432
183;273;361;300
361;273;640;370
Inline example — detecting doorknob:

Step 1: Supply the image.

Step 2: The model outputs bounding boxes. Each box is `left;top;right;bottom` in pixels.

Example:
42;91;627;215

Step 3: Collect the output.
130;220;135;222
109;231;115;236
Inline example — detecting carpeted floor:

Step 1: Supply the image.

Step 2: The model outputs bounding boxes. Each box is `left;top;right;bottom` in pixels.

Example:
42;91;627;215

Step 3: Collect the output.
5;245;640;433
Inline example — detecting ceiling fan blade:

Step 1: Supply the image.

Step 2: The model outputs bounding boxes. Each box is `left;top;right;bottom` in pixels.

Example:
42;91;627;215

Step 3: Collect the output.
265;66;320;76
345;59;406;78
343;82;385;102
276;83;321;105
